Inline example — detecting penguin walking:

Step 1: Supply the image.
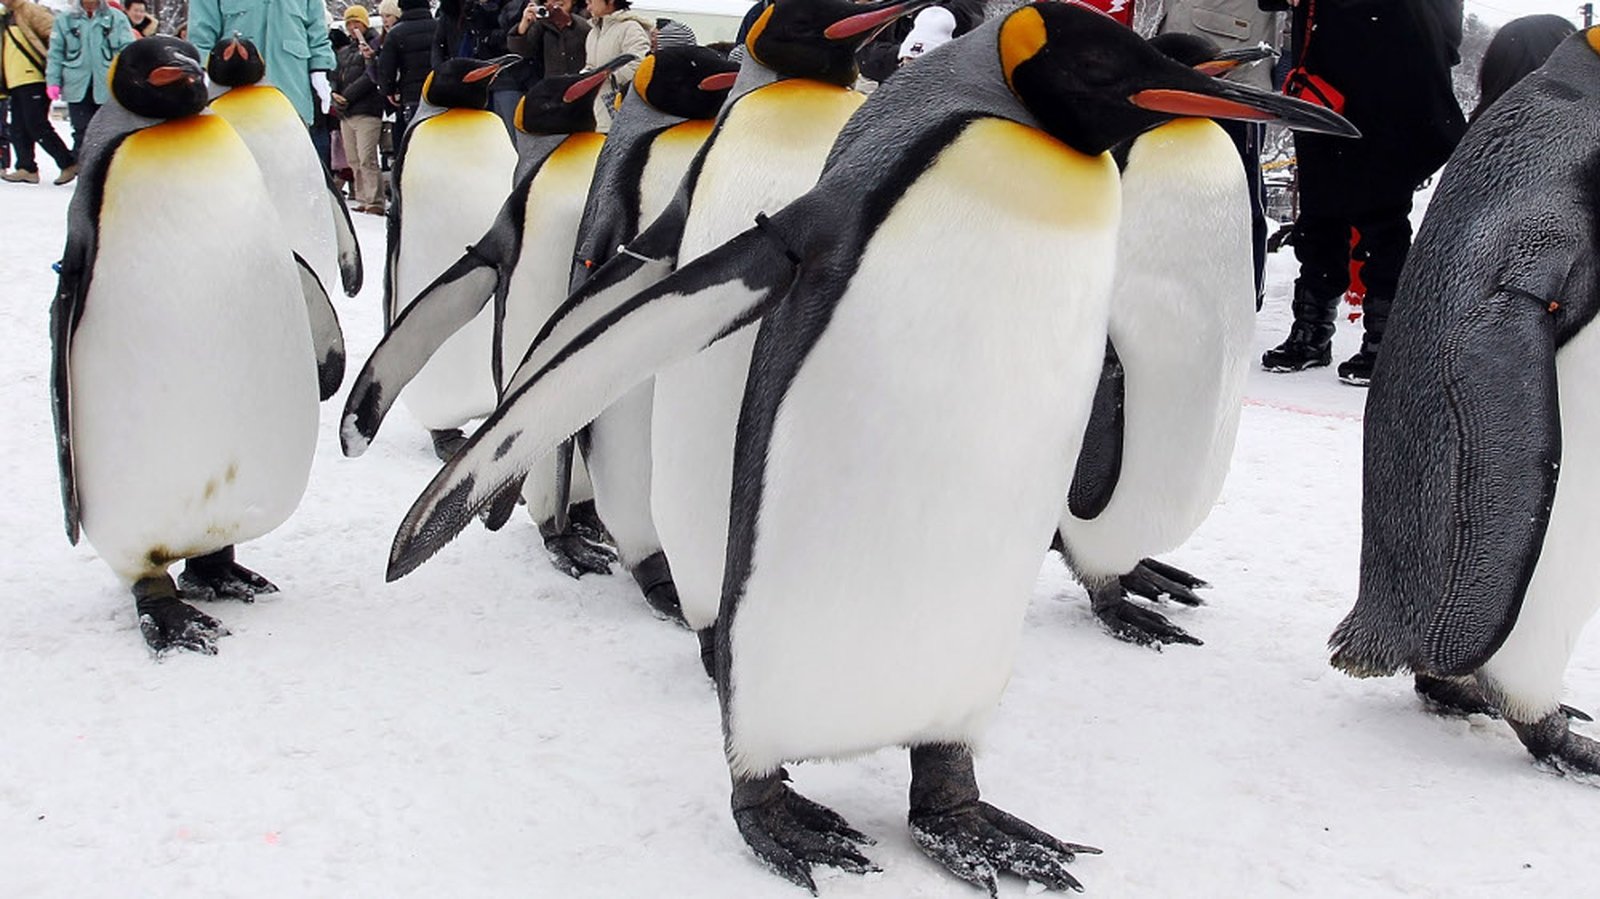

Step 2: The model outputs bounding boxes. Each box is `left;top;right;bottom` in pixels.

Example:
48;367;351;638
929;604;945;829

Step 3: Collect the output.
1330;28;1600;775
50;37;345;654
205;35;362;299
384;56;520;461
380;5;1353;890
343;58;635;576
1052;36;1273;648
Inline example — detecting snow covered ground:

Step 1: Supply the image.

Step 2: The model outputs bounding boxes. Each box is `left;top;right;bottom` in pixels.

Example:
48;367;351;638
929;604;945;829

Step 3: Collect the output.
4;160;1599;898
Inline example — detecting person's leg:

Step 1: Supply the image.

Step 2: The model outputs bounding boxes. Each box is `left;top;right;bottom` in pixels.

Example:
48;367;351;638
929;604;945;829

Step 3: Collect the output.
339;117;363;206
25;84;76;172
0;98;11;170
354;115;384;210
491;90;519;138
1338;200;1414;385
1222;120;1268;309
1263;136;1350;372
67;99;99;156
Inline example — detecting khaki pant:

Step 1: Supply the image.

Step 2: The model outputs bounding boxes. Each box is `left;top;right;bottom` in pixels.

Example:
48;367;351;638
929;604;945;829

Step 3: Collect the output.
340;114;384;211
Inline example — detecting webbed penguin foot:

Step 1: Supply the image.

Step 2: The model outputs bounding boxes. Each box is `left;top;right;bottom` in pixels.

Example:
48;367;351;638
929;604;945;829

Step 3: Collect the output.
1510;711;1600;777
1414;673;1501;718
537;522;617;579
566;499;614;546
430;428;469;463
134;576;227;655
1089;581;1202;648
1119;557;1208;606
178;546;278;602
908;745;1097;896
732;768;878;893
631;551;686;626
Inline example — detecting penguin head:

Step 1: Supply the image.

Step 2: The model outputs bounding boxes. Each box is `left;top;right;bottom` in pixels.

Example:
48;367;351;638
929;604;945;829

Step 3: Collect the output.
746;0;933;87
423;55;523;109
632;46;740;120
514;55;636;134
999;2;1357;156
206;34;266;88
109;36;208;120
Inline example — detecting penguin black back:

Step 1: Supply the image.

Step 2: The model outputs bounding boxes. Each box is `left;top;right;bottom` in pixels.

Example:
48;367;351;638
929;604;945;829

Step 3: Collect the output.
633;46;739;120
746;0;930;87
206;34;266;88
110;36;208;120
423;56;515;109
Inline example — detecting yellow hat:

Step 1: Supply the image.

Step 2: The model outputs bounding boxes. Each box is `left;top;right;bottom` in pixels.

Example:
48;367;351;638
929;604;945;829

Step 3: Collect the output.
343;5;371;26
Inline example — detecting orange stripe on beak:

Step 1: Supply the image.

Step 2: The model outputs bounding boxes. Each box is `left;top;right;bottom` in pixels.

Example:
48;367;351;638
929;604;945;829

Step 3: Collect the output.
824;2;920;40
147;66;193;87
463;64;501;83
1129;89;1276;121
698;71;738;92
563;68;612;103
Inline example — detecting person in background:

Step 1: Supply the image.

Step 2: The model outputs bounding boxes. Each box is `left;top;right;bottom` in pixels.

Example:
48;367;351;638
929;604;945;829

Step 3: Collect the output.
333;4;387;214
506;0;590;81
582;0;648;133
377;0;434;137
378;0;402;32
1259;0;1464;385
895;6;953;66
855;0;982;83
46;0;134;157
0;95;10;176
1;0;76;185
1472;13;1575;122
652;16;694;51
434;0;510;65
1158;0;1281;309
188;0;338;129
123;0;157;38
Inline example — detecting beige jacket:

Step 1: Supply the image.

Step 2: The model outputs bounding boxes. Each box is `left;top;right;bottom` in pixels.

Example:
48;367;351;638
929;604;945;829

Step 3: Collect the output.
584;9;651;132
1159;0;1283;91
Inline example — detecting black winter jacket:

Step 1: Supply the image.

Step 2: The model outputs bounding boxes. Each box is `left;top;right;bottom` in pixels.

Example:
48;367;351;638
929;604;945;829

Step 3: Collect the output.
433;0;511;67
504;0;590;85
332;42;386;118
378;6;436;106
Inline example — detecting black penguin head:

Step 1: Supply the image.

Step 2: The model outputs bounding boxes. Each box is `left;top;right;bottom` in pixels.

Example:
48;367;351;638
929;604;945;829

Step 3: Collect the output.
109;36;208;119
999;2;1357;156
206;34;266;87
746;0;932;87
514;55;635;134
633;46;740;119
423;55;522;109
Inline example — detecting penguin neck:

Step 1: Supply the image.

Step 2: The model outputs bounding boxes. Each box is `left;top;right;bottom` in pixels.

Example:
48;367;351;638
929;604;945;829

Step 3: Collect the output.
512;130;575;181
727;55;782;106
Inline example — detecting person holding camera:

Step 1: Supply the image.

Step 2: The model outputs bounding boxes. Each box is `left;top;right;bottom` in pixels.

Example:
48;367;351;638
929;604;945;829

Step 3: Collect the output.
332;5;386;214
507;0;590;84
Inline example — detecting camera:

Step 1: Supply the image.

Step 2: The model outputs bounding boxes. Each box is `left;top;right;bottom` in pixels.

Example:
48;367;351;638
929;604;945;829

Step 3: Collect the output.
535;4;550;18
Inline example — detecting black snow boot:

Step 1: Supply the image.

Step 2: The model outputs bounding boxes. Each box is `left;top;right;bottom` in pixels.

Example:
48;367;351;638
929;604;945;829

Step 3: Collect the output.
1338;334;1381;386
1262;283;1338;373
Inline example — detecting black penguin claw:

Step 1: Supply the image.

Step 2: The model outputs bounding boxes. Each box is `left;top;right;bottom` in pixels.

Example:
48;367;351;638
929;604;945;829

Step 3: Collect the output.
733;773;878;894
1120;558;1207;606
541;532;617;579
1513;712;1600;778
136;594;227;656
1093;595;1202;648
178;551;278;603
909;801;1091;896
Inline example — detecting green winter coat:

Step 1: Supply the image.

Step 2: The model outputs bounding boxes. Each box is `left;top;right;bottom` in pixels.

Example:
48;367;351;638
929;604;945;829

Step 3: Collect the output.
46;2;135;105
188;0;336;125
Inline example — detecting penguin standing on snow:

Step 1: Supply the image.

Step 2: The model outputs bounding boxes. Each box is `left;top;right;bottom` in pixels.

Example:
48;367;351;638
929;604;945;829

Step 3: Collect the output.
206;35;362;299
1052;36;1274;648
379;5;1353;890
51;37;345;654
385;56;521;461
342;57;635;575
1330;28;1600;775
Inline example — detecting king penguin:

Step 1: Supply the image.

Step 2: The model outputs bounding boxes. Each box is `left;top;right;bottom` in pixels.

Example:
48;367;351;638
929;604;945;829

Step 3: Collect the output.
206;35;362;299
377;4;1353;890
385;56;521;461
1329;28;1600;776
342;57;635;576
1051;35;1273;648
51;37;346;654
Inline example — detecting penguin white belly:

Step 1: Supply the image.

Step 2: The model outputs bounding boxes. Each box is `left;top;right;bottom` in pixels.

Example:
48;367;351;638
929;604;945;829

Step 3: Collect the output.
211;85;340;294
71;115;319;582
503;134;604;522
725;121;1120;776
653;82;864;629
1057;119;1254;576
396;110;516;431
585;121;714;564
1479;321;1600;718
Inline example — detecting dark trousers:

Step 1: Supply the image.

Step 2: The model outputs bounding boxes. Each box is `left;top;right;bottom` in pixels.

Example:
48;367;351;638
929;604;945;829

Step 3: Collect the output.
1221;120;1267;308
7;83;74;173
0;98;10;169
67;99;99;156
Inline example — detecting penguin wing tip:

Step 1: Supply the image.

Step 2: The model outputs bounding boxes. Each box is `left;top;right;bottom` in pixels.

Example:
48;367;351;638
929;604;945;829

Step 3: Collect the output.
340;416;371;458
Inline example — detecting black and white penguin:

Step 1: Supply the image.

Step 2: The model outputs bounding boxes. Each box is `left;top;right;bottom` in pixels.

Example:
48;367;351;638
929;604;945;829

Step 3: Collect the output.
343;57;635;575
1330;28;1600;775
1051;35;1273;648
385;56;521;461
50;37;345;654
206;35;362;299
380;4;1353;890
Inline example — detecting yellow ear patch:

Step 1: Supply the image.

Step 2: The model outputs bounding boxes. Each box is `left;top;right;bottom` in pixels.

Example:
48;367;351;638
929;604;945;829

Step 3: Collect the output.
633;54;656;102
745;5;774;65
422;71;435;104
514;95;526;132
999;6;1048;94
106;53;120;94
1587;26;1600;55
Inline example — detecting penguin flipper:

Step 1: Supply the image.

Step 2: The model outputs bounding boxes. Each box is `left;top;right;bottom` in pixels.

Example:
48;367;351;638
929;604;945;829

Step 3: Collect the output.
50;236;94;545
342;197;523;456
1333;288;1561;678
325;169;364;297
293;253;347;402
387;223;800;581
1067;339;1125;520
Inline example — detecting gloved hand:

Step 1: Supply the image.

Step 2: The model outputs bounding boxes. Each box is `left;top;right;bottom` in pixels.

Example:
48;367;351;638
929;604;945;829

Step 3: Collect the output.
46;84;62;102
310;70;331;111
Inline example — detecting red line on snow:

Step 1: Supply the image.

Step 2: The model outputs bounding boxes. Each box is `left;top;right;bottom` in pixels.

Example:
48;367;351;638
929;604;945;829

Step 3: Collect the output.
1242;397;1364;423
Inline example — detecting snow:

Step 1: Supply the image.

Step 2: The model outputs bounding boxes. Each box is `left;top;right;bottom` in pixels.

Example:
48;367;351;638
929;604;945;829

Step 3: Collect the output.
5;158;1600;898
